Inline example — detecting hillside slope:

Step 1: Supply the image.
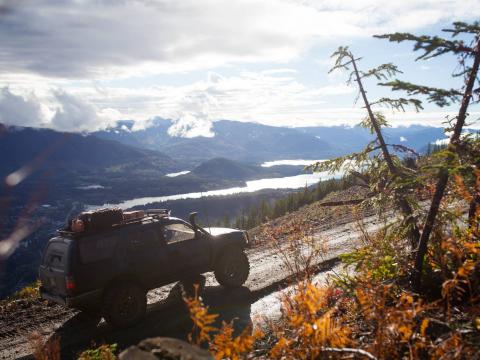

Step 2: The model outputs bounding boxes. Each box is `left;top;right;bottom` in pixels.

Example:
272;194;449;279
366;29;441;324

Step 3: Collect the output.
248;185;372;242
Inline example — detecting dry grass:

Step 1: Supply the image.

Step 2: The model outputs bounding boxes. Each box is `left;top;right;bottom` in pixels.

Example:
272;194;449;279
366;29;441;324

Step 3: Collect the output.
0;280;40;307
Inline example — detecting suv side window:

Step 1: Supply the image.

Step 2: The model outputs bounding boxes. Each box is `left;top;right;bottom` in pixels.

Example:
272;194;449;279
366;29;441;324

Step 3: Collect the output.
130;229;160;251
79;235;117;264
163;223;195;244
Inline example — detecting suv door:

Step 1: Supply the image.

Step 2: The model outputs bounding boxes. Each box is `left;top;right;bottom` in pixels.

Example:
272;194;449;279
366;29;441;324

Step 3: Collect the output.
161;221;211;278
39;239;70;297
123;226;169;288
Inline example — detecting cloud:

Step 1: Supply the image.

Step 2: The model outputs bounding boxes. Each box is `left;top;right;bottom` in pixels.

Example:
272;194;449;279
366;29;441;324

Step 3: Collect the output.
77;70;355;133
167;85;217;138
0;87;44;127
1;70;477;133
0;0;478;78
51;91;119;132
0;86;121;132
0;1;478;133
54;69;478;132
168;115;215;138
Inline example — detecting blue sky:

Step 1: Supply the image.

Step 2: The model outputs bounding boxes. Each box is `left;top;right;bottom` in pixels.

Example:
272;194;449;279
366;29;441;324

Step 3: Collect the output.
0;0;479;135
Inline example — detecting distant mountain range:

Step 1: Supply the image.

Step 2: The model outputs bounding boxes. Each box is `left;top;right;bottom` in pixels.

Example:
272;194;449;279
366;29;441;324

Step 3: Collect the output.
296;125;448;155
0;123;300;205
0;124;177;176
1;120;453;182
95;119;449;165
1;120;452;196
94;119;336;165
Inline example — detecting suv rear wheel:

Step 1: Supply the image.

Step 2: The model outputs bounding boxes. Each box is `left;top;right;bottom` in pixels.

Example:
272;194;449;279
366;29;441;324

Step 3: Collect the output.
214;248;250;288
102;282;146;328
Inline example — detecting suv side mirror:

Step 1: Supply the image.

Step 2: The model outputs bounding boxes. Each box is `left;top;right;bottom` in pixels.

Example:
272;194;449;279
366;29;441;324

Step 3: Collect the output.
189;212;198;229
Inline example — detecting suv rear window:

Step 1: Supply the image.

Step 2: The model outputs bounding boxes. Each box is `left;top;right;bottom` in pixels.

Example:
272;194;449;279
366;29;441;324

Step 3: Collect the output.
79;235;117;263
43;242;69;270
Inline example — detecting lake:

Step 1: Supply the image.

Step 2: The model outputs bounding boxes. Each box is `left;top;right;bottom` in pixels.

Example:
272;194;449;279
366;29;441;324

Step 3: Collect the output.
165;170;191;177
260;159;326;167
89;169;342;210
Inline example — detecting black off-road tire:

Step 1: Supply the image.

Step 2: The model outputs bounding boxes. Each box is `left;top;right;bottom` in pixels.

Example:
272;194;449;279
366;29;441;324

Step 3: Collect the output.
102;282;146;328
214;248;250;288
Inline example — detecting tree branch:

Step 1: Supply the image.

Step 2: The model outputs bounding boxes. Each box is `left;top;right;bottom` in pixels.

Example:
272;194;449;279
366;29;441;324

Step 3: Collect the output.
374;33;475;60
379;80;462;107
371;97;424;112
321;347;378;360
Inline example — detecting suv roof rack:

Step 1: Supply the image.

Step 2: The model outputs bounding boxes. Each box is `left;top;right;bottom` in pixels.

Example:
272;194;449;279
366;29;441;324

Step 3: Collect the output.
58;208;172;237
118;208;170;226
144;209;170;221
145;209;170;216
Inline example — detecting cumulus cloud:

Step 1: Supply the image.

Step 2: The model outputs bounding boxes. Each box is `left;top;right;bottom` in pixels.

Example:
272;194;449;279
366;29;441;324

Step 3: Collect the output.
0;86;121;131
0;87;44;127
51;91;119;132
168;115;215;138
167;87;217;138
0;0;478;78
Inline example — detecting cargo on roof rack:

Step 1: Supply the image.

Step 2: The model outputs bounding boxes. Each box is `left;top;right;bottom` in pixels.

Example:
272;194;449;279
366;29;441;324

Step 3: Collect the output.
78;208;123;232
62;207;172;235
123;210;145;222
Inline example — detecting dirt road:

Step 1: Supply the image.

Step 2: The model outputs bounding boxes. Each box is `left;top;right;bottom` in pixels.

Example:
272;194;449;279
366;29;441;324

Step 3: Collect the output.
0;206;383;359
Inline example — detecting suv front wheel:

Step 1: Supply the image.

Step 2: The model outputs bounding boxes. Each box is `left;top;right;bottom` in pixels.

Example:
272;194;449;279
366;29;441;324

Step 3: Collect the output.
102;282;146;328
214;248;250;288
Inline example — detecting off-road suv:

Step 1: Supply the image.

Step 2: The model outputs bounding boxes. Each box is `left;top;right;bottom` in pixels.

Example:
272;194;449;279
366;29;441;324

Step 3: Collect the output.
39;209;250;328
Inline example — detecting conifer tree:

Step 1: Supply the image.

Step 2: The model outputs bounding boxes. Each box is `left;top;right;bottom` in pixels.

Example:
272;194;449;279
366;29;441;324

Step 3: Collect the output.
376;22;480;288
311;47;421;248
259;200;270;223
221;214;230;228
312;22;480;289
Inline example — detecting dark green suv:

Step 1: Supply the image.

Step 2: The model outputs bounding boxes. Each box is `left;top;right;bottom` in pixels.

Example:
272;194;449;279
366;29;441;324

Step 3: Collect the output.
39;210;250;328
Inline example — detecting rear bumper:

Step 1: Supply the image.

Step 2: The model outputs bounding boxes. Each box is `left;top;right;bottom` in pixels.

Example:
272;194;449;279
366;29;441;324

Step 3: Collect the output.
40;286;102;309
